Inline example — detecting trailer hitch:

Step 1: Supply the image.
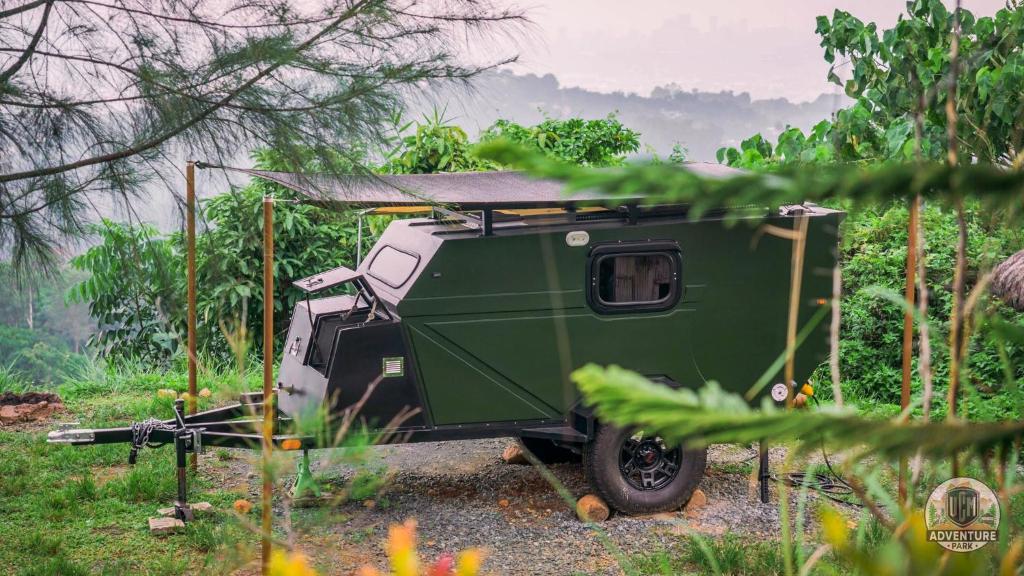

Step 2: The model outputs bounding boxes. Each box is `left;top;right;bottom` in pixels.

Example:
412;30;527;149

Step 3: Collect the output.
48;392;313;523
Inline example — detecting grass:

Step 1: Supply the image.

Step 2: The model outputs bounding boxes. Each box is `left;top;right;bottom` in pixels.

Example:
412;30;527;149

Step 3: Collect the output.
0;362;263;575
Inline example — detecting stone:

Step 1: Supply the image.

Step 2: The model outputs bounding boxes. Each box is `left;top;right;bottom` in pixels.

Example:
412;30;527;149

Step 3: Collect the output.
575;494;610;523
149;517;184;535
501;443;529;465
0;401;57;425
159;501;213;517
498;498;510;508
683;489;707;518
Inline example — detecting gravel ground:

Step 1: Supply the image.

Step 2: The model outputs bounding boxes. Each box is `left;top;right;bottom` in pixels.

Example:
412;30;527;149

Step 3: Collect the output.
264;439;857;576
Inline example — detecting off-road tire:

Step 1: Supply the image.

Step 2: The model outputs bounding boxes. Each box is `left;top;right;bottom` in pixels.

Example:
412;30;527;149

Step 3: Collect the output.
584;424;707;515
517;437;581;464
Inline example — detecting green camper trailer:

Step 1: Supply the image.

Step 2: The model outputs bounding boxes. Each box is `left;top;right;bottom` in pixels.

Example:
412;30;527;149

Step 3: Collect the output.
50;166;843;517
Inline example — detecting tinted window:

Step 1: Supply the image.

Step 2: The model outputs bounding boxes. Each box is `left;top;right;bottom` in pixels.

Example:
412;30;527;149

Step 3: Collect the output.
597;254;675;304
368;245;419;288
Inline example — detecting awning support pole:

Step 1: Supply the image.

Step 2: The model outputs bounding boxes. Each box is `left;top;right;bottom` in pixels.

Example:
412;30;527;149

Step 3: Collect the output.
186;161;198;471
261;197;275;575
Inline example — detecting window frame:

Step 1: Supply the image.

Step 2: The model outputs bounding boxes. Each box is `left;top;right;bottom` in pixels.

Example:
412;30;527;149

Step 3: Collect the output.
586;240;683;315
367;244;421;289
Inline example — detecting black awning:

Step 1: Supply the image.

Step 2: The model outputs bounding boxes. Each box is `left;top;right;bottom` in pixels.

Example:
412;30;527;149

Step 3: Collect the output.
207;165;741;210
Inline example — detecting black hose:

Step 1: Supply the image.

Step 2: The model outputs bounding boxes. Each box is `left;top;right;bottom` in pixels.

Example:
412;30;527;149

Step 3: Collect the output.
774;395;862;507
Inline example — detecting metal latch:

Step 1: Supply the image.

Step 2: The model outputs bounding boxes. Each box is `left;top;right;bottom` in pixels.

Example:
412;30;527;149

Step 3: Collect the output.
47;428;95;444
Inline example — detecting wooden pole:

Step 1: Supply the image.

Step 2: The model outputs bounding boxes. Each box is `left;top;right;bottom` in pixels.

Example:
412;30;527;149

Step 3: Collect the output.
784;216;809;409
899;196;918;504
186;161;198;471
946;0;964;477
261;197;274;575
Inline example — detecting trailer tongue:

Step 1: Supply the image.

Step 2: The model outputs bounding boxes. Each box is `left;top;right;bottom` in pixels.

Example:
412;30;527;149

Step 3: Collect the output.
47;393;313;521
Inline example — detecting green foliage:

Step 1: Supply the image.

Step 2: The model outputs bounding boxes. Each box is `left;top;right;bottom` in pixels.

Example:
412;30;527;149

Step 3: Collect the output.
834;202;1024;417
718;1;1024;169
0;324;87;384
0;262;93;352
572;362;1024;466
480;114;641;167
68;220;181;363
382;109;495;174
817;0;1024;165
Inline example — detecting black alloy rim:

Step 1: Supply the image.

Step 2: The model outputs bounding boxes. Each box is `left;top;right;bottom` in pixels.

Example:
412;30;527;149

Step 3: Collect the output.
618;432;682;491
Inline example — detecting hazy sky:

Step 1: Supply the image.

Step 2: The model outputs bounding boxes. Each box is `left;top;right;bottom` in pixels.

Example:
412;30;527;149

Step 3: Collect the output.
502;0;1008;102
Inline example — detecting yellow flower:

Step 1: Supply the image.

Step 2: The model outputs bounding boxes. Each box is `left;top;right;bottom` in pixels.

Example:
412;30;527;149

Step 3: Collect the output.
387;519;419;576
456;549;483;576
820;506;849;550
268;549;318;576
156;389;177;399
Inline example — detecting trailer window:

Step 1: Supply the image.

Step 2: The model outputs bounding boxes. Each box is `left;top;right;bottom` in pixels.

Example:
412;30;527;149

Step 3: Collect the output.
588;243;681;314
368;245;420;289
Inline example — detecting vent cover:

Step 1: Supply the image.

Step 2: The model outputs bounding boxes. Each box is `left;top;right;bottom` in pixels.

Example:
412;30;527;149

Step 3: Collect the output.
382;357;404;377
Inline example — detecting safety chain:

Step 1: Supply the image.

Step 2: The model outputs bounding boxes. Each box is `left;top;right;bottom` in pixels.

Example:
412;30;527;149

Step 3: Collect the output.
128;418;175;464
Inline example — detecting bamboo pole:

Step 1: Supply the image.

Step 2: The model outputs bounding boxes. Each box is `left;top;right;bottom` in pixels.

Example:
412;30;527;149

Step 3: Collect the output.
899;197;918;503
261;197;274;575
784;215;809;408
186;161;198;471
946;0;964;479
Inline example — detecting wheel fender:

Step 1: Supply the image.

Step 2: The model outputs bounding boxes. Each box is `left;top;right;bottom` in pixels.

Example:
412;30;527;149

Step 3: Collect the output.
570;375;681;441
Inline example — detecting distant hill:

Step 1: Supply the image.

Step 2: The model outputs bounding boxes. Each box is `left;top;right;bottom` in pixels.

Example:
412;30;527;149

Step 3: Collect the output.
413;70;848;162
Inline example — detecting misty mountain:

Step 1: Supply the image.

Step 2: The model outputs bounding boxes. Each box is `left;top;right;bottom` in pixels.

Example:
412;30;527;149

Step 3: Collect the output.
413;70;848;162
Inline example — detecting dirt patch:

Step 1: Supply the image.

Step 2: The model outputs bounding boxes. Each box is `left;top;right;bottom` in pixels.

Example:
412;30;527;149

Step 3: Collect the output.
91;463;130;486
0;391;62;406
0;393;63;426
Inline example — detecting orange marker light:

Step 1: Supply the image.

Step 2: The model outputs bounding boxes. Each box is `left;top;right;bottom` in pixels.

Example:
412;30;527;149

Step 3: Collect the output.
281;438;302;451
816;298;828;305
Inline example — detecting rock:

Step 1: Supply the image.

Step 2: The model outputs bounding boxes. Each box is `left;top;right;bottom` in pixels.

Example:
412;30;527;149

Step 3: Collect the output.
159;501;214;517
575;494;610;523
149;517;184;535
684;489;707;518
0;401;57;425
501;444;529;465
362;499;376;509
498;498;510;508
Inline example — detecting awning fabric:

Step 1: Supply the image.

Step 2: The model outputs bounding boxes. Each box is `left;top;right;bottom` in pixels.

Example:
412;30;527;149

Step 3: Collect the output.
210;164;741;210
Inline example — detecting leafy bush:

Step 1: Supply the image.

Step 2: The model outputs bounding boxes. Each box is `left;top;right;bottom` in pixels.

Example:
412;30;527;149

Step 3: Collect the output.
480;114;640;167
832;201;1024;420
0;324;87;385
68;220;181;363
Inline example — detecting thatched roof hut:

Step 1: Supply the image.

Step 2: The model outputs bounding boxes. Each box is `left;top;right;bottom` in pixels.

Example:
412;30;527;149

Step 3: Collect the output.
992;250;1024;312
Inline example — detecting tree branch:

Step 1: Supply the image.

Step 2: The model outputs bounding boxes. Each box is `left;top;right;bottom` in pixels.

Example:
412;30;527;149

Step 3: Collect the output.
0;0;378;184
0;0;54;85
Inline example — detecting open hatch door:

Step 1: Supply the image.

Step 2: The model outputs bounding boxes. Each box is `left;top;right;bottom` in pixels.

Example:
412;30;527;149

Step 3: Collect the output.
293;265;391;322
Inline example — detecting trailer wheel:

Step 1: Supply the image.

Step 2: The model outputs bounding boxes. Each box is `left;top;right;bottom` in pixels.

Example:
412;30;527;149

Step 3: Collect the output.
517;437;581;464
584;425;706;515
